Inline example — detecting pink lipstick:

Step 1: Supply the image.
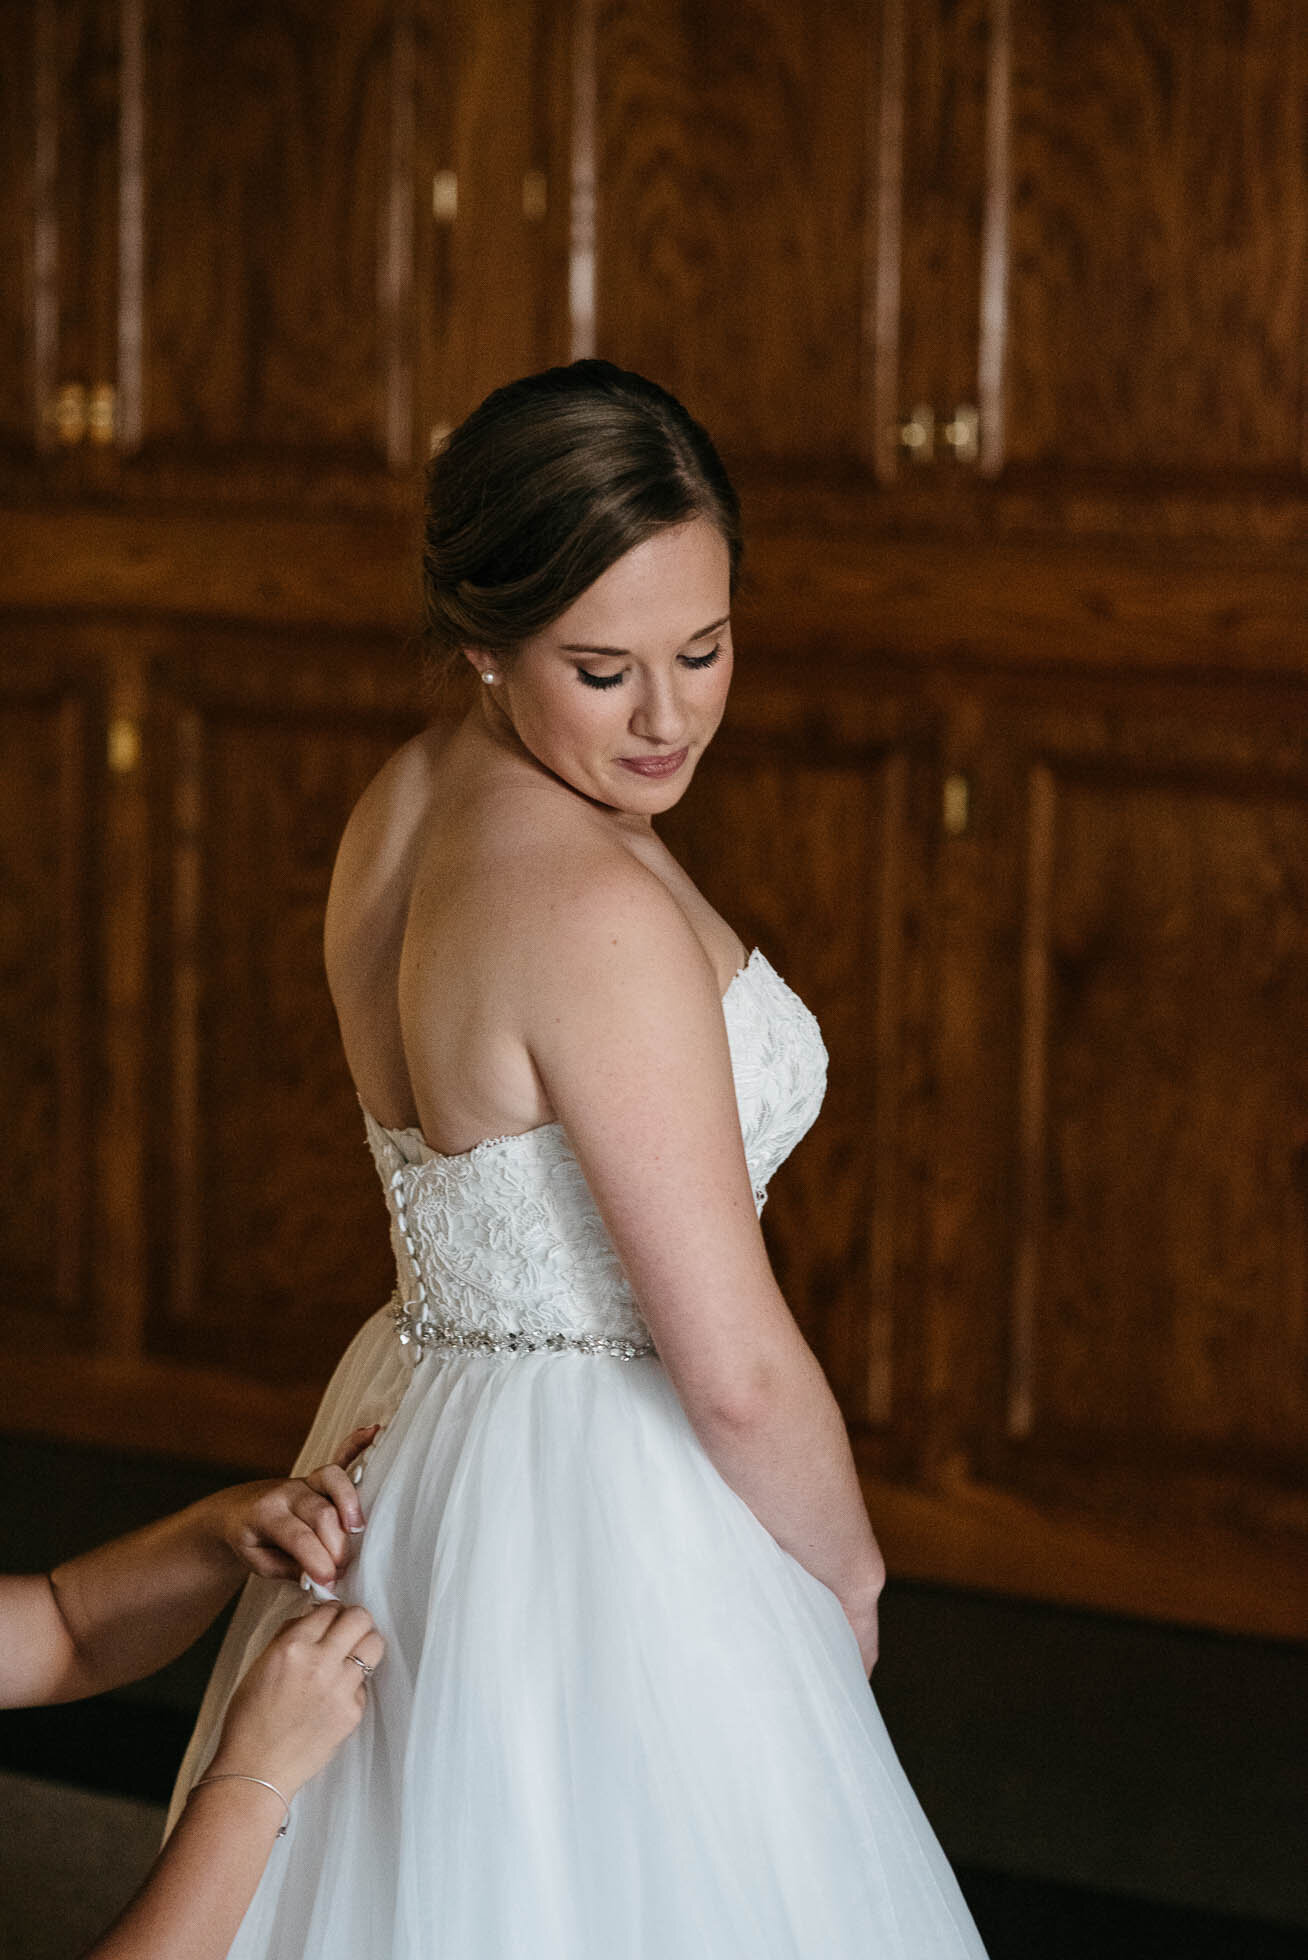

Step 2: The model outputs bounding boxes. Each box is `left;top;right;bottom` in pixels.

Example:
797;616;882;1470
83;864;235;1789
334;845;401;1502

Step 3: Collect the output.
618;747;688;779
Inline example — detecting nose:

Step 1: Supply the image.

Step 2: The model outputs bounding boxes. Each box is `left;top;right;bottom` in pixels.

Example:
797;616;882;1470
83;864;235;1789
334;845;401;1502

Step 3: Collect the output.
627;669;687;748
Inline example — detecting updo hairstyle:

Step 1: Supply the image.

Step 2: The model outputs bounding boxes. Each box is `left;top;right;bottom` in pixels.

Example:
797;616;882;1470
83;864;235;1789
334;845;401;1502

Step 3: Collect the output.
421;360;742;677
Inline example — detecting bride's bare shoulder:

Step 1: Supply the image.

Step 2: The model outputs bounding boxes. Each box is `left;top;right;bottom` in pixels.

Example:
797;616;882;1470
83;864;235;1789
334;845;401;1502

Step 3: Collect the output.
324;726;452;969
335;726;449;866
509;818;715;1007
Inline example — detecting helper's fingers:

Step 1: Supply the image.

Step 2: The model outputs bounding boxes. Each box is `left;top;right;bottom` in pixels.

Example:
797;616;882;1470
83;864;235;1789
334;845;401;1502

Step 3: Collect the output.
330;1425;380;1473
287;1487;350;1572
277;1601;341;1645
313;1602;378;1661
303;1462;365;1536
347;1625;385;1674
265;1511;342;1588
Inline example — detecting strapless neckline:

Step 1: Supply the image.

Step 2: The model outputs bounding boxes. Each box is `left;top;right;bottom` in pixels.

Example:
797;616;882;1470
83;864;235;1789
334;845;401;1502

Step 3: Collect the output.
361;945;765;1169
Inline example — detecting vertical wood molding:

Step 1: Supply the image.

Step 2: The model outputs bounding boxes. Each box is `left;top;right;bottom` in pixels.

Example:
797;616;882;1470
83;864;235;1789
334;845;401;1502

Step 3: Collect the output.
116;0;145;451
97;658;150;1357
1010;757;1055;1439
866;0;904;483
169;705;203;1325
866;748;910;1421
977;0;1011;477
55;691;89;1311
568;0;597;359
33;0;59;451
382;4;416;470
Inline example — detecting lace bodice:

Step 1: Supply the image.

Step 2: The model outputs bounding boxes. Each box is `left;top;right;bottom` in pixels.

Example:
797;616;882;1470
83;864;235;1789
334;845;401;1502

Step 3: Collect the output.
361;948;827;1358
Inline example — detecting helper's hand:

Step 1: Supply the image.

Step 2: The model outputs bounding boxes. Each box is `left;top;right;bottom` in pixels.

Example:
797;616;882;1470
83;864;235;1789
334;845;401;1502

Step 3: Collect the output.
211;1427;381;1591
204;1603;384;1800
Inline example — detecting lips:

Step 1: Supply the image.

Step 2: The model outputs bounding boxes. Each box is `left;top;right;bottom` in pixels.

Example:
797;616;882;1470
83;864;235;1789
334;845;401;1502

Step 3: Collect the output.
617;747;688;778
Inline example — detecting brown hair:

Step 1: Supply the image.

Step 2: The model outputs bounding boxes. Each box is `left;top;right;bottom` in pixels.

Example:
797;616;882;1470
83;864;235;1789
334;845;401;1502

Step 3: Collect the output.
421;360;742;674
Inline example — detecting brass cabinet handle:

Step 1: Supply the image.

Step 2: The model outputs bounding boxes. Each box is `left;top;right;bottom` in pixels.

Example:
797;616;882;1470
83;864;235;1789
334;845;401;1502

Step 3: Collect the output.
941;404;979;464
107;716;142;775
942;773;971;835
87;382;118;445
898;403;935;462
51;382;88;445
47;381;118;447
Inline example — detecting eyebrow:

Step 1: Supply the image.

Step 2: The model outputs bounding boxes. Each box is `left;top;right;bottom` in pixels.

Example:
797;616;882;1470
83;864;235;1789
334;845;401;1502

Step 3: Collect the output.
559;613;731;657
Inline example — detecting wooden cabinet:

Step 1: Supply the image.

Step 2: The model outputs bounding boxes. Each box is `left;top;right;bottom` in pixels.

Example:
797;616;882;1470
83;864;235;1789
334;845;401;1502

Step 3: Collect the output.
591;0;877;464
589;0;1308;530
916;672;1308;1630
1;0;568;508
0;612;426;1462
888;0;1308;517
143;638;422;1383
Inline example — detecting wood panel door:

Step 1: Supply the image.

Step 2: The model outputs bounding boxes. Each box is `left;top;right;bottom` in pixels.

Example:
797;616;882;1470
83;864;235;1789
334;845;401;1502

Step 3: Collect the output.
900;671;1308;1634
144;636;426;1390
591;0;879;466
0;622;428;1468
1002;0;1308;495
0;0;124;496
875;0;1308;529
126;0;421;503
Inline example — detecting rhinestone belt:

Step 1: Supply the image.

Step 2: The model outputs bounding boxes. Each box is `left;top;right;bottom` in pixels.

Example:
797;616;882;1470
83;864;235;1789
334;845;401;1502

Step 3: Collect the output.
391;1296;655;1362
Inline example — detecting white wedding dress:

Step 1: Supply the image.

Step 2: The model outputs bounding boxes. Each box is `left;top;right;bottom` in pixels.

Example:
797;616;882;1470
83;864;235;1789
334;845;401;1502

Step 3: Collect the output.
169;948;988;1958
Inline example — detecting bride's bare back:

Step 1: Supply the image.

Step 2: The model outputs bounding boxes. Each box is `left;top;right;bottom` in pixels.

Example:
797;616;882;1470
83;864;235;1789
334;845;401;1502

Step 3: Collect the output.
324;704;746;1159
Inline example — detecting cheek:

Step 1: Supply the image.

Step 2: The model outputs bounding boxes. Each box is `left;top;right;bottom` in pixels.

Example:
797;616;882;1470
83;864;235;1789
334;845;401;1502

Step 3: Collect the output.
705;655;734;719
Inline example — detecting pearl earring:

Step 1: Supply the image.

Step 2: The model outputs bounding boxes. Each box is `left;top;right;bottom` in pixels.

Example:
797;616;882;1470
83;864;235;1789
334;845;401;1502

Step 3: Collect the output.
482;670;497;684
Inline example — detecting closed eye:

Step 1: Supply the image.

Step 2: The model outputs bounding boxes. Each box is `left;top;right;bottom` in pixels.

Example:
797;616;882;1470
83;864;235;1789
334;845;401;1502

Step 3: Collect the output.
576;644;722;691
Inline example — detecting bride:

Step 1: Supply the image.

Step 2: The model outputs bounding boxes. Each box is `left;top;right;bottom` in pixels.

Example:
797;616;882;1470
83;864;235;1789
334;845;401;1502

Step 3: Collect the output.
169;359;988;1958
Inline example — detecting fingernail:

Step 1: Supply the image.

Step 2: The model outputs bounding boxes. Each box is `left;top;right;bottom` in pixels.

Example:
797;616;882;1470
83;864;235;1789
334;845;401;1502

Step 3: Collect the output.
300;1572;341;1604
347;1522;366;1534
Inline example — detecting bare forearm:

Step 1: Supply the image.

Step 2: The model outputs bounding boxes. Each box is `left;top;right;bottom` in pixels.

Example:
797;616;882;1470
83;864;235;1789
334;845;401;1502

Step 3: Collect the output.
50;1499;245;1701
684;1337;884;1622
86;1781;282;1960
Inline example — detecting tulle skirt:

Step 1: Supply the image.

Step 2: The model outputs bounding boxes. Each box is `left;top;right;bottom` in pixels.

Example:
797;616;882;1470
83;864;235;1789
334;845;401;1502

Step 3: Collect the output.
169;1306;987;1958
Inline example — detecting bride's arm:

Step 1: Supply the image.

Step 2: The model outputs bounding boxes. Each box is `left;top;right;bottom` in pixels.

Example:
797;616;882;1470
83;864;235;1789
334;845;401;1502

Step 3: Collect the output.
523;866;885;1671
0;1429;375;1708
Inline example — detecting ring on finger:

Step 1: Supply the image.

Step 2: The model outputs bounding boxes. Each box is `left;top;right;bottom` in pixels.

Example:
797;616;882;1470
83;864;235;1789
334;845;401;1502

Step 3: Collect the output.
346;1652;375;1679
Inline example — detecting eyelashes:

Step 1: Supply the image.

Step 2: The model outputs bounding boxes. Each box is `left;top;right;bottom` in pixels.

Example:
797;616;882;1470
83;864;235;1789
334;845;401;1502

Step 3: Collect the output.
577;644;723;691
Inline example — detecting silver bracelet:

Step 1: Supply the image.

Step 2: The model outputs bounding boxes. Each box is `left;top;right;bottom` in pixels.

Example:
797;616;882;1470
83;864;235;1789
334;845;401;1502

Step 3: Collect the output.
190;1772;291;1838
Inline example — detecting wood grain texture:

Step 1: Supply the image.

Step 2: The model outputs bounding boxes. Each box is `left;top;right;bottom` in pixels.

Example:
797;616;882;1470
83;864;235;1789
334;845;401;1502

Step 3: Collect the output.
593;0;874;461
1015;753;1308;1490
866;0;905;478
144;642;425;1383
10;486;1308;659
416;0;570;441
1006;0;1308;476
965;682;1308;1550
855;1458;1308;1638
0;646;98;1356
136;0;416;491
895;0;991;439
0;1;39;462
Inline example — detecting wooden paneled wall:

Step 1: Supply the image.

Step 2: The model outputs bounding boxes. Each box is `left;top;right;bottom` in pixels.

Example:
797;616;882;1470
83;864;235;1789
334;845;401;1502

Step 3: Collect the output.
2;0;1306;1642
